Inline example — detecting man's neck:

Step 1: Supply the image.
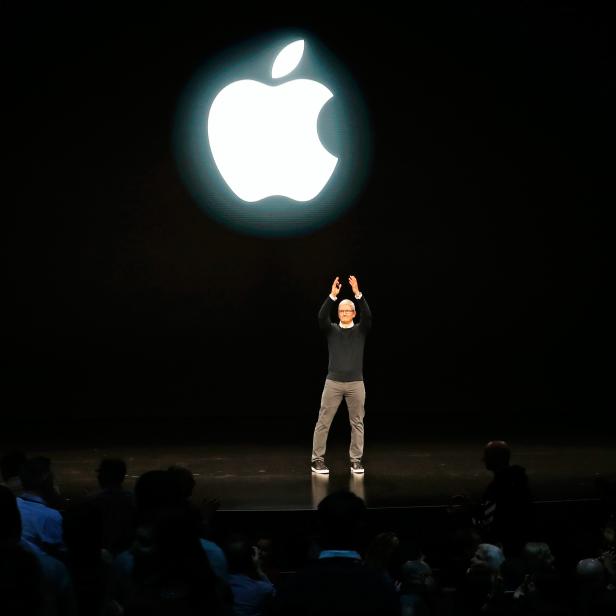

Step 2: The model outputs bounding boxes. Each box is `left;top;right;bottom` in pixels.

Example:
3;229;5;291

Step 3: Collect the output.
20;491;46;504
339;321;354;329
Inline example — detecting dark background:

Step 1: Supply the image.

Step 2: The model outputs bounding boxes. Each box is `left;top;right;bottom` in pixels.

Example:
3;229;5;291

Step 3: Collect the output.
4;4;612;429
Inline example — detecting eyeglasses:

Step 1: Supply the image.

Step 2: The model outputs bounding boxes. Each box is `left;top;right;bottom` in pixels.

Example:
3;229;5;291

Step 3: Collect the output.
339;309;355;313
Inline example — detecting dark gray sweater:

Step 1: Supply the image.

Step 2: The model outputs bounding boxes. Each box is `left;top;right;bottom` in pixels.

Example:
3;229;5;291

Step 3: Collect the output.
318;296;372;382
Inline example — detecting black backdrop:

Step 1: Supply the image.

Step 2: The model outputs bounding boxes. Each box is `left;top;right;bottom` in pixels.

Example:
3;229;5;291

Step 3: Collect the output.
5;5;612;424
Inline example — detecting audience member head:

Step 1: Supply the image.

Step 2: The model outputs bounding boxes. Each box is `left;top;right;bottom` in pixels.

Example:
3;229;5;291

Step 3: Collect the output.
523;542;555;572
1;450;27;483
255;535;274;567
129;504;219;614
400;559;436;594
452;526;482;557
134;470;182;521
576;558;606;589
19;456;54;494
317;489;367;551
469;543;505;574
482;441;511;472
96;458;127;489
226;533;260;577
167;465;196;500
365;531;401;573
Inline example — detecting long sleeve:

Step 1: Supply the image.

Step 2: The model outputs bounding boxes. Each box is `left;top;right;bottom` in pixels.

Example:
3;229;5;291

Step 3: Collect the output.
318;297;335;331
357;296;372;332
321;296;370;382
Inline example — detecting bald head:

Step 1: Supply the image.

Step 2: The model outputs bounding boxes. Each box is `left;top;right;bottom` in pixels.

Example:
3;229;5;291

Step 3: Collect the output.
576;558;605;581
483;441;511;471
470;543;505;573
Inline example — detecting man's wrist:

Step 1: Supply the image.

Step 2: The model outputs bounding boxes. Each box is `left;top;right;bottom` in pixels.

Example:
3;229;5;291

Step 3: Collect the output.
329;294;338;301
354;292;362;300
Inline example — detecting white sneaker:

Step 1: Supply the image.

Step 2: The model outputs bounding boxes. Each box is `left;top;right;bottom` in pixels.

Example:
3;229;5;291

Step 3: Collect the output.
350;461;364;474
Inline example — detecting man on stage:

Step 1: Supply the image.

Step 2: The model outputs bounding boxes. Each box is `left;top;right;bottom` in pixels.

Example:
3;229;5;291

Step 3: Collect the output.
311;275;372;475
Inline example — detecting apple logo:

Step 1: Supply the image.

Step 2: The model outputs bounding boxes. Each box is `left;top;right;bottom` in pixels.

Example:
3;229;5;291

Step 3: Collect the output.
207;40;339;203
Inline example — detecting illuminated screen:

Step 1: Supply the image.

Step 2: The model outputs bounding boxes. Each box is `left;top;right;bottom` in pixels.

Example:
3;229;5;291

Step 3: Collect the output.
174;32;371;237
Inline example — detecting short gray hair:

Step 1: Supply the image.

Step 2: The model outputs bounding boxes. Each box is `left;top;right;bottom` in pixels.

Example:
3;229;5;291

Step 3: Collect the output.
478;544;505;572
339;299;355;311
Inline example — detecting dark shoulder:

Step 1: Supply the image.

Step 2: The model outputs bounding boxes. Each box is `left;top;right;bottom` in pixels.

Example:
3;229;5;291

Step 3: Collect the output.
274;559;398;614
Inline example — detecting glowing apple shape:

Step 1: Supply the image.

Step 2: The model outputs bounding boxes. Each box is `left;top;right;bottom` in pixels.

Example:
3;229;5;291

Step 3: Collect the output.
207;40;338;202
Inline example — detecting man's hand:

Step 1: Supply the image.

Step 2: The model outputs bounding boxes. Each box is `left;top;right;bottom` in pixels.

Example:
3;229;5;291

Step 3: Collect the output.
331;276;341;297
349;275;360;296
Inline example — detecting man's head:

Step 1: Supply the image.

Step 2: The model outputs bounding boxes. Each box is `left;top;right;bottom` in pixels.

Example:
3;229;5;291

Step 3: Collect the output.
134;470;183;520
226;533;257;575
97;458;127;489
576;558;606;590
19;457;53;494
167;465;196;500
318;489;367;550
469;543;505;574
482;441;511;472
400;559;436;594
523;542;555;570
256;536;274;564
338;300;356;326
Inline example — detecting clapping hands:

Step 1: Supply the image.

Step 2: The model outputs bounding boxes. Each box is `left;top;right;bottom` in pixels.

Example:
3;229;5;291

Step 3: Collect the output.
348;275;360;296
331;275;361;297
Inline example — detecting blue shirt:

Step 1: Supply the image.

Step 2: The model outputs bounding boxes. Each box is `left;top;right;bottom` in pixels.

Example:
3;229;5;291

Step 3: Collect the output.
228;574;274;616
17;493;64;549
21;539;77;615
114;537;229;581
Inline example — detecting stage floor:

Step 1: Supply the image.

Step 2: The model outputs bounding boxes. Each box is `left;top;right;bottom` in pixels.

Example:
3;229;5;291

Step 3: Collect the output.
7;419;614;511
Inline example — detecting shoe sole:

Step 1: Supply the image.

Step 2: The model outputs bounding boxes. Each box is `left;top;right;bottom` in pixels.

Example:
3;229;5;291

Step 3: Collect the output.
350;468;365;474
311;467;329;474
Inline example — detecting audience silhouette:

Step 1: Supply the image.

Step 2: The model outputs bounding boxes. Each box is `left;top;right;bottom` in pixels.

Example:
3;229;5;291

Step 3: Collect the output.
272;490;400;615
475;441;534;557
17;456;66;557
87;458;135;555
0;446;614;616
225;533;275;616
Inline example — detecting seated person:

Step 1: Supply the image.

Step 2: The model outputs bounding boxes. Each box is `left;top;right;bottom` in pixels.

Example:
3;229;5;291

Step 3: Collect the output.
16;456;65;554
272;490;399;616
87;458;135;555
226;534;275;616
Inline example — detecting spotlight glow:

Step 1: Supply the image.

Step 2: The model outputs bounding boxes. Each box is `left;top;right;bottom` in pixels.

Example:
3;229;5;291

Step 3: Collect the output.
174;33;371;237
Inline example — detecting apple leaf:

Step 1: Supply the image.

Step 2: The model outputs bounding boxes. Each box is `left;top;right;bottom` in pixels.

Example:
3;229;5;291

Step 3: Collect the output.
272;40;304;79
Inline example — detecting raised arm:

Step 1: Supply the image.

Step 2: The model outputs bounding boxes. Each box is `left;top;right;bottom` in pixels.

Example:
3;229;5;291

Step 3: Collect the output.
318;277;340;330
349;275;372;331
357;295;372;331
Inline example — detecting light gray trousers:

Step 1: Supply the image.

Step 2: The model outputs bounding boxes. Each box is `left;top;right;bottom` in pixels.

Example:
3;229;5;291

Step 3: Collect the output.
311;379;365;463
